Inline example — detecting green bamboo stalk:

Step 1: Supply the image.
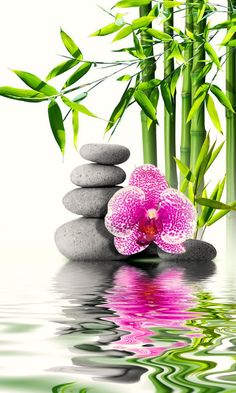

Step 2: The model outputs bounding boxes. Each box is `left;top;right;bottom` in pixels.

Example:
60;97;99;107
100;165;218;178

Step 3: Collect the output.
226;0;236;204
190;0;206;170
140;4;157;166
180;0;193;177
164;1;178;188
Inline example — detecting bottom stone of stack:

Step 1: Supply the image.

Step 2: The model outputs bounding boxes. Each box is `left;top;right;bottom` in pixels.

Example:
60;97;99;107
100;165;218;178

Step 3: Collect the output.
55;217;128;261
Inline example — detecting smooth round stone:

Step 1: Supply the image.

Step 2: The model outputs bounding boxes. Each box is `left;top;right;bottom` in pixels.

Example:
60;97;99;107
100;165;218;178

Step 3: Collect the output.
80;143;130;165
63;187;122;217
55;218;128;261
70;163;126;187
157;239;217;261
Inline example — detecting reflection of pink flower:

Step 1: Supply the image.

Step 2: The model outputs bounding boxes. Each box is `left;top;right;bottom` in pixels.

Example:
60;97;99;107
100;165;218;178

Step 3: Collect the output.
105;164;196;255
105;266;199;357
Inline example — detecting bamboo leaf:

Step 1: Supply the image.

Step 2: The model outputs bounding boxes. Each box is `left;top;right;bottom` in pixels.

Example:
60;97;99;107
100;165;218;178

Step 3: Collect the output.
194;133;210;177
48;100;65;155
60;29;83;59
168;42;185;63
206;202;236;226
72;109;79;150
46;59;79;81
12;70;59;96
225;39;236;46
195;198;236;211
188;182;195;204
150;87;159;108
160;81;173;115
132;16;155;29
210;84;235;112
90;22;124;36
113;25;133;41
114;0;151;7
194;63;212;83
204;42;222;69
62;62;92;89
211;18;236;30
206;94;223;133
197;3;206;24
174;158;195;182
137;79;161;90
106;86;134;132
163;1;184;7
146;28;172;41
194;83;210;99
207;141;224;170
187;91;206;122
117;74;132;81
198;182;220;227
148;4;160;17
0;86;48;102
73;92;88;102
133;33;145;59
170;67;181;97
61;96;97;118
134;90;157;121
220;26;236;45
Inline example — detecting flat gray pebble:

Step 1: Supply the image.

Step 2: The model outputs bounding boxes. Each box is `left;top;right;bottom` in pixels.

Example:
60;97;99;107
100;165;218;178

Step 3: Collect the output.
80;143;130;165
70;164;126;187
63;187;122;217
157;239;217;261
55;218;127;261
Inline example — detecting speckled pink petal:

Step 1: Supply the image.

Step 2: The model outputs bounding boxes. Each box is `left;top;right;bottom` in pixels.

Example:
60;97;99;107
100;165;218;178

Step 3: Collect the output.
105;186;145;237
114;225;149;255
154;234;186;254
129;165;168;209
158;188;196;245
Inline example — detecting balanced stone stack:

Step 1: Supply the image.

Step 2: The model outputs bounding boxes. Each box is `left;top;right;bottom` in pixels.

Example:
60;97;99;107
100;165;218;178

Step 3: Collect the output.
55;144;130;261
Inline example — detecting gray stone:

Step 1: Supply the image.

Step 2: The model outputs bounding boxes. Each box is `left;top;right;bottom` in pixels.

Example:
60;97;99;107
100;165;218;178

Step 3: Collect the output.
55;217;128;261
63;187;122;217
157;239;217;261
80;143;130;165
70;164;126;187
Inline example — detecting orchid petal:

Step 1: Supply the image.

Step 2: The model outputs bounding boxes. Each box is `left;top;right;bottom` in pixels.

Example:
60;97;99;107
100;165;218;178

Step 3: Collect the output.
154;234;186;254
129;164;168;209
114;225;149;255
158;188;196;245
105;186;145;237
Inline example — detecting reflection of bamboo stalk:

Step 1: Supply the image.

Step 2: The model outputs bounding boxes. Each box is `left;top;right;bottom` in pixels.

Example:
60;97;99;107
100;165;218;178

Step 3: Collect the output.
140;4;157;165
164;1;178;188
190;0;206;169
226;0;236;204
181;0;193;177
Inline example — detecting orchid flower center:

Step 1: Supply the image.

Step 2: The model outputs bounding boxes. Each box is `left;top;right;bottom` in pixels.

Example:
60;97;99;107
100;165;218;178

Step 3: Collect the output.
137;209;162;246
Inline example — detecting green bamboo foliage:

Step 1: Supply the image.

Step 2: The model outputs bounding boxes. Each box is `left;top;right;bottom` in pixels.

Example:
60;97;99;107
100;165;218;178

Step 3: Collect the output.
139;3;157;166
190;0;206;169
226;0;236;204
180;0;193;175
163;1;178;188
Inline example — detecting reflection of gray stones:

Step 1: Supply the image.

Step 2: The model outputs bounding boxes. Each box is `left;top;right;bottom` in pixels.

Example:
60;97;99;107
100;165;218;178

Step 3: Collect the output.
63;187;122;217
80;143;130;165
70;163;126;187
55;144;130;260
158;239;217;261
55;217;127;261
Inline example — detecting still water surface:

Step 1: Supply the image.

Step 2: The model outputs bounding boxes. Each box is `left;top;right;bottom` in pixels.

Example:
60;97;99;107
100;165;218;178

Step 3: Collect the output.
1;251;236;393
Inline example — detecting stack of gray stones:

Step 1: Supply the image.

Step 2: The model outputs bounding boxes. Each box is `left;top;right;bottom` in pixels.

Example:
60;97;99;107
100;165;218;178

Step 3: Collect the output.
55;143;130;261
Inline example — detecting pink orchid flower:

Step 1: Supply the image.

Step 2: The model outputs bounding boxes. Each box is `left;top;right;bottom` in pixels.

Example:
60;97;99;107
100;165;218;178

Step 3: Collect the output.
105;164;196;255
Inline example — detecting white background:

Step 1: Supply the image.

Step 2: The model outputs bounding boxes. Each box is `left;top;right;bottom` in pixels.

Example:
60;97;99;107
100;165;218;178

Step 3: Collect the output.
0;0;227;265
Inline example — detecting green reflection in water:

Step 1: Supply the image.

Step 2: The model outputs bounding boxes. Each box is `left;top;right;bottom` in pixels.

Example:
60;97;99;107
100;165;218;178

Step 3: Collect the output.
131;292;236;392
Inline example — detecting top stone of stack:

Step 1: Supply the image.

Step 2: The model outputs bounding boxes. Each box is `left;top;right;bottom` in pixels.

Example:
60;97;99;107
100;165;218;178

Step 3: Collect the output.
80;143;130;165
